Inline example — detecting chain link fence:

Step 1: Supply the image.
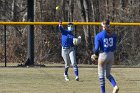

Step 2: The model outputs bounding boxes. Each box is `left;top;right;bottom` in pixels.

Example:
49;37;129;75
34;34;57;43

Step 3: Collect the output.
0;24;140;67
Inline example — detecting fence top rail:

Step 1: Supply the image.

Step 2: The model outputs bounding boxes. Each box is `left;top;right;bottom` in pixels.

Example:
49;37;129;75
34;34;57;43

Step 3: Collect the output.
0;22;140;26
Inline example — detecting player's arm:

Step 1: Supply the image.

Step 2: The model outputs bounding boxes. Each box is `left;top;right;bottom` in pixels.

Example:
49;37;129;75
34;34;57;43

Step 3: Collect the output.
58;22;65;33
94;35;100;56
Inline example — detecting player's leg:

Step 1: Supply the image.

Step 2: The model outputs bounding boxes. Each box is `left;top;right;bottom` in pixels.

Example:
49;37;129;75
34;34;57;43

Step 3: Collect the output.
106;63;117;87
62;48;71;81
106;68;119;93
98;53;107;93
106;52;119;93
98;61;106;93
106;64;119;93
69;47;79;81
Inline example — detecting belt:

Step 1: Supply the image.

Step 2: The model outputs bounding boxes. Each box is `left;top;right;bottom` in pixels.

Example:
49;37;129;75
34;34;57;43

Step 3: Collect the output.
62;46;73;49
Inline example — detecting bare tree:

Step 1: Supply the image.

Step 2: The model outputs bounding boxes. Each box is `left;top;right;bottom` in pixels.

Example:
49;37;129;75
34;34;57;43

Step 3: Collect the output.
0;0;140;65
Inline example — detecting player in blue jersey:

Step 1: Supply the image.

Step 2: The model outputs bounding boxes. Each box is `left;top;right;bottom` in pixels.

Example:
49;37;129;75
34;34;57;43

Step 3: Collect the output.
91;19;119;93
59;22;80;81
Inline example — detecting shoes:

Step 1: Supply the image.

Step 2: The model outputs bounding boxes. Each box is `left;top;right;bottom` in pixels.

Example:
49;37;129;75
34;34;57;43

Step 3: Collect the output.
113;86;119;93
64;74;80;81
64;74;69;81
75;76;79;81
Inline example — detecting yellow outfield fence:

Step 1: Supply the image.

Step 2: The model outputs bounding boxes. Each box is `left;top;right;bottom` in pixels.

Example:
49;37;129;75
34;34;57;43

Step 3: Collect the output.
0;21;140;67
0;22;139;26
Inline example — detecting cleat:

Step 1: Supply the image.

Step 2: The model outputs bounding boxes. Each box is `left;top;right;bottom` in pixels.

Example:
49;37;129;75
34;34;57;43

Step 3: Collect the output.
65;78;69;81
113;86;119;93
64;74;69;81
75;77;79;81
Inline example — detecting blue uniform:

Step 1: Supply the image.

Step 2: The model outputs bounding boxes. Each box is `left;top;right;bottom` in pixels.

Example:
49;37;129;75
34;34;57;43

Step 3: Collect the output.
59;25;74;47
93;29;118;93
59;25;79;81
94;30;117;54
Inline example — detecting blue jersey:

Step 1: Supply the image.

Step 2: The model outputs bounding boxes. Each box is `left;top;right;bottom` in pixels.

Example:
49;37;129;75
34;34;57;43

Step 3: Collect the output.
59;25;74;47
93;30;117;54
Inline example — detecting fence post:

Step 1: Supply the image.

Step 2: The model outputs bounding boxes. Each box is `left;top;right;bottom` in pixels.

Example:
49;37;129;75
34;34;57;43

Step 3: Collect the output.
4;25;7;67
25;0;35;66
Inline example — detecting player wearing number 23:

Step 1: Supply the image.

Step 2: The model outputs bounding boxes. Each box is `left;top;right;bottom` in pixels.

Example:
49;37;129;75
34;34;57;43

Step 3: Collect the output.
91;19;119;93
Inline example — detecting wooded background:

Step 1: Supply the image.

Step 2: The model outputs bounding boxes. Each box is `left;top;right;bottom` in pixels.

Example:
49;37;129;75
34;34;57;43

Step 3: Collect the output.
0;0;140;66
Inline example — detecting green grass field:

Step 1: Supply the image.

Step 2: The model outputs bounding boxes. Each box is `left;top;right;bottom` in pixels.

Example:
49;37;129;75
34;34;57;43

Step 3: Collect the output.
0;67;139;93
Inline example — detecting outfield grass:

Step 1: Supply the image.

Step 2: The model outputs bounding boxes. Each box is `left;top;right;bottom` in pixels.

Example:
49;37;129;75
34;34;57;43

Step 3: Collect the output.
0;67;139;93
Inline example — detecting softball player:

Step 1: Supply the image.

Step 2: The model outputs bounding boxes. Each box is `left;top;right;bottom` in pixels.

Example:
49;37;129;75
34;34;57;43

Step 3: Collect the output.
59;22;79;81
91;19;119;93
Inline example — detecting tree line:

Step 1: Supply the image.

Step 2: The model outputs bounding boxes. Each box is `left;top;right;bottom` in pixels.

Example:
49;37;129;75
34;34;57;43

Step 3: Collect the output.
0;0;140;66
